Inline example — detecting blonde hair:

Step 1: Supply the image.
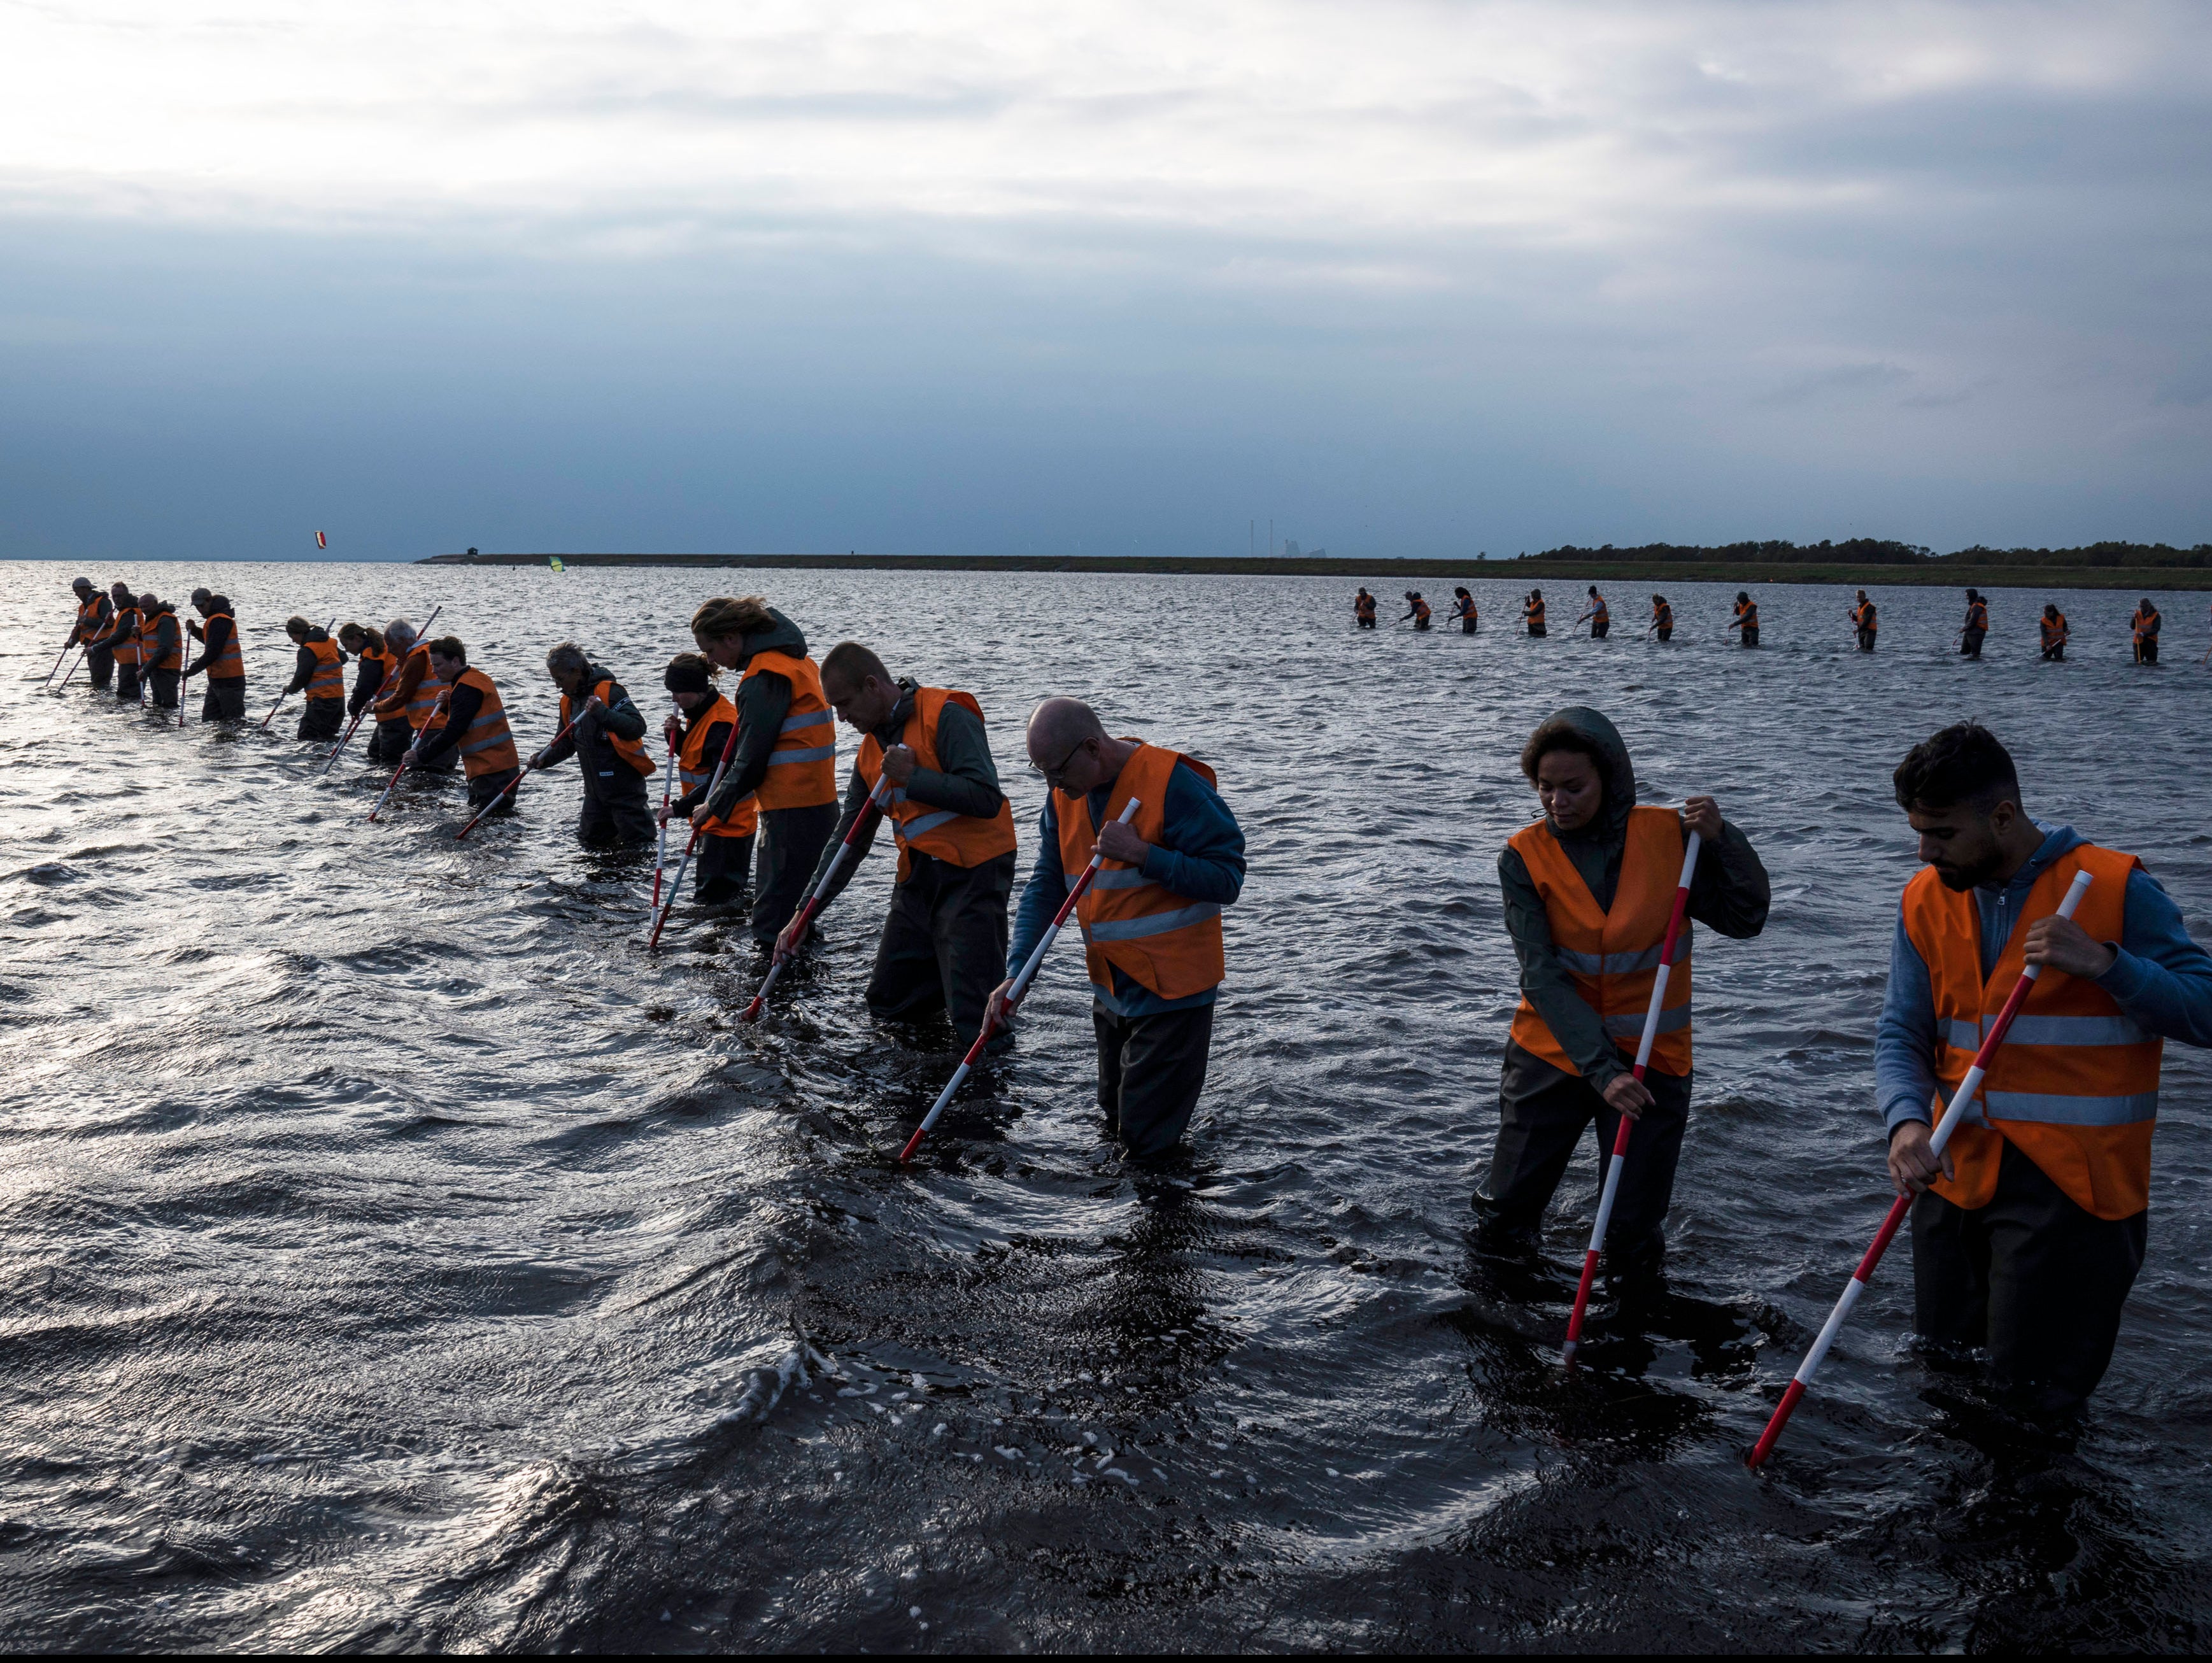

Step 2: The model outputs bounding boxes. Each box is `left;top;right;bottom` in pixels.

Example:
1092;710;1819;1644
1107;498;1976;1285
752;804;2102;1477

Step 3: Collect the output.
690;595;774;647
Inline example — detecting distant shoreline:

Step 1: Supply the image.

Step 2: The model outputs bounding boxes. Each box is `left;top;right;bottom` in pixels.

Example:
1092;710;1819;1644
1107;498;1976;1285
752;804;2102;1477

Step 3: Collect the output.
416;551;2212;591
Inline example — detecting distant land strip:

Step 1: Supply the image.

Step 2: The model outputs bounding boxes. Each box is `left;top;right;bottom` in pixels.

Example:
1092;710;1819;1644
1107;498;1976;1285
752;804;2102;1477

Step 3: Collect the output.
418;545;2212;590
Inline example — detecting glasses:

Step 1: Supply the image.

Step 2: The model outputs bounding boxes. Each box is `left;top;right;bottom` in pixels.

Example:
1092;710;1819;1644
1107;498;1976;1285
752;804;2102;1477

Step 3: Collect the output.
1028;736;1090;784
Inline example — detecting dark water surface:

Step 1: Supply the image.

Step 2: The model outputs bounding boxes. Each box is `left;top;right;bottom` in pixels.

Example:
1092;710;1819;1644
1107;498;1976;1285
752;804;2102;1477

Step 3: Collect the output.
4;562;2210;1652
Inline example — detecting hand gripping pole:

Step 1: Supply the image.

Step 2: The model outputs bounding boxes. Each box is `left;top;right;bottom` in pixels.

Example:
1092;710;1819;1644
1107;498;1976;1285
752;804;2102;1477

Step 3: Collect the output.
740;774;897;1022
898;798;1140;1165
646;710;745;951
1562;829;1701;1368
1746;867;2095;1469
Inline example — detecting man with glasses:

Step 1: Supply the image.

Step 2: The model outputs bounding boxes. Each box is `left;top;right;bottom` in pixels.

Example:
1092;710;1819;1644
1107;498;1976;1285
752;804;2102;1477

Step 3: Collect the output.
986;698;1246;1161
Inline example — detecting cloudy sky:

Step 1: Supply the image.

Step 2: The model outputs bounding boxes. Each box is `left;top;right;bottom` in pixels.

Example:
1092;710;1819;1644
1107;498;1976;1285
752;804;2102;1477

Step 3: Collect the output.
2;0;2206;561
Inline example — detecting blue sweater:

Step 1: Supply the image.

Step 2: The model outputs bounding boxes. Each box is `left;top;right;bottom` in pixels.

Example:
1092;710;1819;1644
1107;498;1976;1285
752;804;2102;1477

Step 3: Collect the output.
1875;822;2212;1134
1009;758;1246;1017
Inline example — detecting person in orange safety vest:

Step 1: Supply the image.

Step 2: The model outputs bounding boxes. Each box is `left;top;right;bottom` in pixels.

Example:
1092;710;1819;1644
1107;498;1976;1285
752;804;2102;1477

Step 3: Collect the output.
281;616;348;741
767;640;1018;1047
370;619;451;768
2131;598;2162;665
92;582;144;702
1880;723;2212;1416
401;637;522;815
690;597;840;947
532;641;656;846
983;698;1246;1161
659;651;758;907
1473;706;1770;1277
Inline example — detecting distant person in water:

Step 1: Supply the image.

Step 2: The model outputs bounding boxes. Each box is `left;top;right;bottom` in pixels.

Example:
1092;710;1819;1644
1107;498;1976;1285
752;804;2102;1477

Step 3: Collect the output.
1878;722;2212;1418
2132;598;2160;665
2040;604;2069;662
1450;587;1477;633
1728;591;1759;647
1475;707;1769;1276
988;697;1245;1162
1960;590;1989;660
281;616;348;740
1524;590;1547;637
1353;588;1377;630
1580;586;1610;639
1649;595;1672;642
1401;591;1431;630
1852;590;1878;653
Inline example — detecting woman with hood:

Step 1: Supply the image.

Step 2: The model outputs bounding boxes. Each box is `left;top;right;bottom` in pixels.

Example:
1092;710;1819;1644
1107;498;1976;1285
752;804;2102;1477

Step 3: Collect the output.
1473;707;1771;1282
689;596;840;947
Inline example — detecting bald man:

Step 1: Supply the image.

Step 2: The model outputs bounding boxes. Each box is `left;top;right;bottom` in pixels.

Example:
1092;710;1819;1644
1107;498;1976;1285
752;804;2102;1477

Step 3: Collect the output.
986;698;1246;1161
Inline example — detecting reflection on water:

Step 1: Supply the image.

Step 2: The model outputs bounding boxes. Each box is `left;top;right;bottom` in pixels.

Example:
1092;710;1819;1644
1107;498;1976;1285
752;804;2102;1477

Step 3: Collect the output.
1;560;2208;1649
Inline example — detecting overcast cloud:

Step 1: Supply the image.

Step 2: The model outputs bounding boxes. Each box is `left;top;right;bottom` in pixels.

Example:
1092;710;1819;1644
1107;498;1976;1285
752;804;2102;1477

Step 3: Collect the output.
1;0;2206;560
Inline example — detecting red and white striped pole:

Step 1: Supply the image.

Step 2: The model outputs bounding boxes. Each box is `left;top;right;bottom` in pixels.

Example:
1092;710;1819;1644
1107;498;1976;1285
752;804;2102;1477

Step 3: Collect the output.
646;712;744;951
1562;828;1701;1368
898;798;1139;1165
1747;866;2095;1469
455;697;599;841
741;772;896;1023
650;718;678;914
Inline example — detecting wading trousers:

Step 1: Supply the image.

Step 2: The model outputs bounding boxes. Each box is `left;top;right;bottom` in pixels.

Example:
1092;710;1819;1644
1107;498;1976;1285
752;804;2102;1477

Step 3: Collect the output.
1857;628;1877;652
1092;999;1216;1161
1461;618;1477;635
466;767;522;816
1738;626;1759;648
148;669;180;709
865;849;1014;1048
578;772;655;847
201;677;246;721
1910;1139;2146;1418
115;663;143;701
367;716;414;764
2136;638;2159;665
87;644;114;690
1528;622;1547;637
751;802;838;945
1960;627;1985;658
691;832;753;906
1473;1043;1692;1270
297;698;344;741
1591;619;1609;639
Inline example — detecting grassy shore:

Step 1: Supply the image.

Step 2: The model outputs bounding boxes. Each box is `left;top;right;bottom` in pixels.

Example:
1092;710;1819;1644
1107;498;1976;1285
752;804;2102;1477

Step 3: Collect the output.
416;551;2212;590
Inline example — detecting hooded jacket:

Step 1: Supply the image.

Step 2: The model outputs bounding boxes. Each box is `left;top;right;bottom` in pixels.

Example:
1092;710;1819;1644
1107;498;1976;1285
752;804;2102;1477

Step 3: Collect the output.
704;607;820;823
534;662;649;795
1498;706;1770;1093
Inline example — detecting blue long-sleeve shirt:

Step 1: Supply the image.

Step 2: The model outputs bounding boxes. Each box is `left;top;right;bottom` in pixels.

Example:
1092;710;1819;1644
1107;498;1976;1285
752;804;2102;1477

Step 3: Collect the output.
1876;822;2212;1133
1009;756;1246;1017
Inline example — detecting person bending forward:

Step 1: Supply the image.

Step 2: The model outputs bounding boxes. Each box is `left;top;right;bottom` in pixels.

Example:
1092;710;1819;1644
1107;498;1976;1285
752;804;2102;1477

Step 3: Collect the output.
988;699;1245;1161
660;652;757;905
534;642;657;846
1878;723;2212;1417
1473;707;1769;1274
403;638;521;814
777;641;1017;1048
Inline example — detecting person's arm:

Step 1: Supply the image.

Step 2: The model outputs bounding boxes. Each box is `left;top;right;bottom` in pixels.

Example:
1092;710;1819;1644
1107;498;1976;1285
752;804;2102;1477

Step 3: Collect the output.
668;719;735;819
412;681;479;764
595;678;648;743
283;644;316;697
1005;798;1069;972
372;652;420;718
1138;761;1245;904
900;701;1004;820
536;710;581;770
1683;816;1769;938
2094;868;2212;1047
1873;909;1943;1135
155;615;180;663
707;669;791;822
804;765;888;907
1499;844;1627;1091
350;656;381;714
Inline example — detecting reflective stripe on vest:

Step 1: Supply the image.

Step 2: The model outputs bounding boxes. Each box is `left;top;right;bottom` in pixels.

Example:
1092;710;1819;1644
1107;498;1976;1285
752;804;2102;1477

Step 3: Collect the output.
855;687;1018;880
396;646;448;730
1058;740;1226;1002
109;607;143;665
204;613;243;679
451;667;520;777
741;650;837;810
1505;805;1694;1078
306;637;345;698
676;693;756;837
143;612;183;671
562;679;656;776
1904;842;2161;1221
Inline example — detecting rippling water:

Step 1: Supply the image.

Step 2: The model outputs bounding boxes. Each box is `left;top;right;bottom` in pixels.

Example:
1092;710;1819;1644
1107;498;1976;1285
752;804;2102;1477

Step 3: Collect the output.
3;560;2209;1652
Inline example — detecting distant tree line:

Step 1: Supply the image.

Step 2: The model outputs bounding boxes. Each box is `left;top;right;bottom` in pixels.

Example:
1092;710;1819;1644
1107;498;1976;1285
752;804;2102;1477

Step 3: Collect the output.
1525;539;2212;567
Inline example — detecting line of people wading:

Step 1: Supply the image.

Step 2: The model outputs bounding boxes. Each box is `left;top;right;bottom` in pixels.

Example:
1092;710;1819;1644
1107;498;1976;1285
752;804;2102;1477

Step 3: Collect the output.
1354;580;2187;661
45;577;2212;1433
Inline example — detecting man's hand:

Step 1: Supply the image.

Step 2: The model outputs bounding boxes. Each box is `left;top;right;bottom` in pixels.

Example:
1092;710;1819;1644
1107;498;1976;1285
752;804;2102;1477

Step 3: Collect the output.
1095;820;1151;866
881;744;918;788
774;914;809;961
983;977;1022;1032
1601;1072;1654;1120
527;750;547;770
401;746;420;768
1682;795;1724;842
1888;1120;1952;1196
655;802;673;826
690;804;713;830
2024;915;2118;980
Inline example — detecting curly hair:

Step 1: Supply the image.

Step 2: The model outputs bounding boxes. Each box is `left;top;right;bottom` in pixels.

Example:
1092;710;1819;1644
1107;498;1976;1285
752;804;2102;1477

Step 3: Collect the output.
690;595;774;646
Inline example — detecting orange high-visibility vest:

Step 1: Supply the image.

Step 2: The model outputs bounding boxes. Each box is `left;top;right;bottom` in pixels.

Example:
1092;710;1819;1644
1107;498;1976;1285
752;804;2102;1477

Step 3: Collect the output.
1058;741;1226;1002
2042;612;2067;650
107;605;144;666
1527;598;1547;626
304;636;345;700
2133;607;2159;642
202;612;243;679
1735;600;1758;630
142;609;182;671
741;650;837;810
1507;805;1694;1077
1355;595;1376;619
677;694;757;839
1904;843;2160;1220
1854;602;1876;630
1966;600;1989;630
449;668;519;778
1412;598;1431;623
74;595;106;640
377;643;448;733
357;644;393;698
1589;593;1608;623
855;687;1018;882
560;678;655;776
